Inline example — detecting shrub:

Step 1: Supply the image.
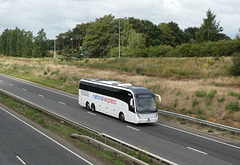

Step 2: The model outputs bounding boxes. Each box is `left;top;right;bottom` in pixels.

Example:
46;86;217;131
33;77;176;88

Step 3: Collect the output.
225;102;240;112
228;91;240;99
217;96;225;103
196;90;207;97
230;53;240;76
207;90;217;99
197;107;206;115
43;70;48;75
136;67;144;75
192;99;199;107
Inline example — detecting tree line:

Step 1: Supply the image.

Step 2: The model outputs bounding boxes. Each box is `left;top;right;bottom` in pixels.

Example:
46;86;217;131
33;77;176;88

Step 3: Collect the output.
56;9;239;58
0;9;239;58
0;27;50;57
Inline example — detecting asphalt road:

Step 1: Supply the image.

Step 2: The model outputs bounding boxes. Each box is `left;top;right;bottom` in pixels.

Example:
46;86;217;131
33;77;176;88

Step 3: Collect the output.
0;73;240;165
0;104;94;165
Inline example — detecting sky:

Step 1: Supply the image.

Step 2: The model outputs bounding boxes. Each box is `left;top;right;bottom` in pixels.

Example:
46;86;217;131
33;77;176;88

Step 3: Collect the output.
0;0;239;39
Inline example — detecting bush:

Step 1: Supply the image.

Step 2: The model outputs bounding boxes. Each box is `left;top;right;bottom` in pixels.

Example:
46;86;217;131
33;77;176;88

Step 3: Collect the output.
225;102;240;112
196;90;207;97
192;99;199;107
207;90;217;99
230;53;240;76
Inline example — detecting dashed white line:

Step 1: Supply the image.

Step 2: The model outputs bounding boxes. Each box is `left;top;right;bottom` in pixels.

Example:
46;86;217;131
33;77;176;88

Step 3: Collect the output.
127;125;140;131
22;88;27;91
187;147;208;155
59;101;66;105
10;84;13;86
16;156;26;165
38;94;44;97
87;112;96;116
0;74;77;100
157;123;240;150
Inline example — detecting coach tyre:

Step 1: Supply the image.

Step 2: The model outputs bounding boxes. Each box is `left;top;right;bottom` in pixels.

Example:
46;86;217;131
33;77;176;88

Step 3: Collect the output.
91;104;96;112
119;112;125;122
86;102;90;110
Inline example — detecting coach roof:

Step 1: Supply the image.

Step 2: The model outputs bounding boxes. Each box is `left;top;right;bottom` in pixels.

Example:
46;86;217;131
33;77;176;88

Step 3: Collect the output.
82;78;153;95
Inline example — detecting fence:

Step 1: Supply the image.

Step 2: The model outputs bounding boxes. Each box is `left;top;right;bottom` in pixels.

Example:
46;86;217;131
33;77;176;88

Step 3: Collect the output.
158;109;240;134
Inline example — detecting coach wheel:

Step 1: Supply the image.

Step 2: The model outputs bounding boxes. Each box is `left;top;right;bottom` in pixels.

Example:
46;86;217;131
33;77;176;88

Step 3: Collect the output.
91;104;96;112
86;102;90;110
119;112;125;122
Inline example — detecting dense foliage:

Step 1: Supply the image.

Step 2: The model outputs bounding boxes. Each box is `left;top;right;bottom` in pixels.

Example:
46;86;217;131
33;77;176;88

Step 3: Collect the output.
0;27;50;57
0;9;239;59
55;10;237;58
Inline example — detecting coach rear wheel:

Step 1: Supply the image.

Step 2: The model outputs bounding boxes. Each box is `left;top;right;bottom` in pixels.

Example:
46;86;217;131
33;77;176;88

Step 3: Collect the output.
119;112;125;122
91;104;96;112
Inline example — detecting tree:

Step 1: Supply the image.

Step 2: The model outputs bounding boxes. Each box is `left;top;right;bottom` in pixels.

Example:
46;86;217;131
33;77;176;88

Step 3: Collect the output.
158;22;183;47
82;15;115;57
158;23;176;46
127;29;146;50
126;29;146;57
32;29;48;57
235;28;240;40
195;9;227;42
183;27;199;42
0;29;10;55
128;18;161;47
22;31;33;57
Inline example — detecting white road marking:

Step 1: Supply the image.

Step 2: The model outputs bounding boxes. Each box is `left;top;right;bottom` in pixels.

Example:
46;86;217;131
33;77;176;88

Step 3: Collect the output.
10;84;13;86
157;123;240;150
187;147;208;155
59;101;66;105
0;80;3;82
22;88;27;91
16;156;26;165
0;107;93;165
87;112;96;116
0;74;77;100
38;94;44;97
127;125;140;131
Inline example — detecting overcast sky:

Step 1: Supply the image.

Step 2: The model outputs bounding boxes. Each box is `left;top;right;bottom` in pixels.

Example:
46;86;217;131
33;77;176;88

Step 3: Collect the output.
0;0;239;39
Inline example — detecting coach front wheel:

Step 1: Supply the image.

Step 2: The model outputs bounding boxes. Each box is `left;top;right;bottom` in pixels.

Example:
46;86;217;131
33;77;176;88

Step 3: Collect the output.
119;112;125;122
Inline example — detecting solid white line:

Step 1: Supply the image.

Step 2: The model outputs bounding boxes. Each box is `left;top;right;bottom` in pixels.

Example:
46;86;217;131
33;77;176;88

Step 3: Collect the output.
87;112;96;116
16;156;26;165
59;101;66;105
187;147;208;155
38;94;44;97
0;107;93;165
127;125;140;131
22;88;27;91
157;123;240;150
0;74;77;100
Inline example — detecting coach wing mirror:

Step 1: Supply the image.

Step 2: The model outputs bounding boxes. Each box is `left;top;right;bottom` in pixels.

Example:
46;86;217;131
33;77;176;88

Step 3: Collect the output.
130;99;134;108
155;94;161;102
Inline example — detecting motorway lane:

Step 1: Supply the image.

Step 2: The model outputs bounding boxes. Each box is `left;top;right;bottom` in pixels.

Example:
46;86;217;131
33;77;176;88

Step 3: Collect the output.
0;73;239;165
0;105;93;165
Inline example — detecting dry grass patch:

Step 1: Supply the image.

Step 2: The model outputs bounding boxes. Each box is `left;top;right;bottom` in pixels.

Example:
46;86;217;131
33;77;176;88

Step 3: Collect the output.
1;56;240;128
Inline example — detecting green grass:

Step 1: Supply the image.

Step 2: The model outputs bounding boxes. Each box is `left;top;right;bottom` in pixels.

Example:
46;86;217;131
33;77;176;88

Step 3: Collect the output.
196;90;207;97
